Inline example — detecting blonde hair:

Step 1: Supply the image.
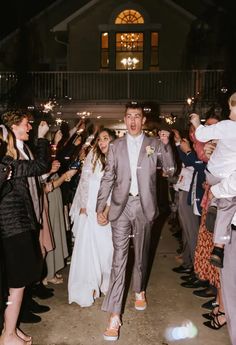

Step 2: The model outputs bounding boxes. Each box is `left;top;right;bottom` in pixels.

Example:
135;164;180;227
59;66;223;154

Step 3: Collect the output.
229;92;236;108
0;125;18;159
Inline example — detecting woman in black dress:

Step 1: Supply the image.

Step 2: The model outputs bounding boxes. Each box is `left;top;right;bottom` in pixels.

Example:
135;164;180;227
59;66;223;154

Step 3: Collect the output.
0;122;50;345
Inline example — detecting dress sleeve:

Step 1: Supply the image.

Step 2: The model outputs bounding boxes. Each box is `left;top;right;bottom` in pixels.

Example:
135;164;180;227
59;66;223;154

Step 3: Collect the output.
69;149;93;222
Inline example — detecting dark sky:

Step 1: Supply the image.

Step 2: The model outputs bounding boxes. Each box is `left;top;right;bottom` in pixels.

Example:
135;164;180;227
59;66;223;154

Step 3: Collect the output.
0;0;58;39
0;0;236;40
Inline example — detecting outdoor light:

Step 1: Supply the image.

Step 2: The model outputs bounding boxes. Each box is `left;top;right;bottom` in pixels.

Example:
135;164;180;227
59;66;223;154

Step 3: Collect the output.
77;111;92;117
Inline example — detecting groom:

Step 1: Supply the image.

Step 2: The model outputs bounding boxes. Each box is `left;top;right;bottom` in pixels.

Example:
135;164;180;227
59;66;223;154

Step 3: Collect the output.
96;101;175;341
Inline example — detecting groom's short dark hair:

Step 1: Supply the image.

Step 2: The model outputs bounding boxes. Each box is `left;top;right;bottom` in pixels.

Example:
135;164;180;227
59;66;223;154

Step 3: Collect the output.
125;101;144;116
125;101;143;109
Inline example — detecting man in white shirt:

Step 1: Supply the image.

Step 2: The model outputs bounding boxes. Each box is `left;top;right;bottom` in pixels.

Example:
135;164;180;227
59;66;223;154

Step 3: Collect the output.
190;92;236;268
210;172;236;345
96;101;175;341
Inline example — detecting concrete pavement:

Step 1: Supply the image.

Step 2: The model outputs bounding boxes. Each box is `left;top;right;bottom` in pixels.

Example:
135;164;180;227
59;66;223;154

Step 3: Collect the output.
22;215;230;345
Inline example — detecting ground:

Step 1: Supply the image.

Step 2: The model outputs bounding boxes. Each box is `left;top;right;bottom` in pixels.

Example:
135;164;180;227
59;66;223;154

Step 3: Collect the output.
22;215;230;345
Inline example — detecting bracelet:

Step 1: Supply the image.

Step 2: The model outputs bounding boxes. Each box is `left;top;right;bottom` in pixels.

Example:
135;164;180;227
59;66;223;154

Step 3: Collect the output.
64;172;71;182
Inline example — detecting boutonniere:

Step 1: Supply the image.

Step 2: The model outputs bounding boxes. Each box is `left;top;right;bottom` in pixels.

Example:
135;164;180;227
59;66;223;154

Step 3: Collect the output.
146;145;155;157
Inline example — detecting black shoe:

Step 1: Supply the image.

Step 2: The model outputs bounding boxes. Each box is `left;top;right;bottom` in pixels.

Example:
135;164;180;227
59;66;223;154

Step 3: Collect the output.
29;298;50;314
201;298;218;310
19;311;42;323
180;273;196;281
193;287;216;298
181;279;209;289
172;265;193;274
32;283;54;299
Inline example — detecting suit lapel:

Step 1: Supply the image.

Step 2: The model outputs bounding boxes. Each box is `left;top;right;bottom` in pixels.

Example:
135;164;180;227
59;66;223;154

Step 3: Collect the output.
137;135;151;167
123;136;131;177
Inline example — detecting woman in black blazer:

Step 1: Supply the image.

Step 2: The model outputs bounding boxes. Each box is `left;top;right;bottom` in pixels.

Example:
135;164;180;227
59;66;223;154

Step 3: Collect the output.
0;122;50;345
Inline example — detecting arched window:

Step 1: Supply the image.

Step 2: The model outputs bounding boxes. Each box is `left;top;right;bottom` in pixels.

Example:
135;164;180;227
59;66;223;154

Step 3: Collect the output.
100;7;159;70
114;9;144;70
115;9;144;24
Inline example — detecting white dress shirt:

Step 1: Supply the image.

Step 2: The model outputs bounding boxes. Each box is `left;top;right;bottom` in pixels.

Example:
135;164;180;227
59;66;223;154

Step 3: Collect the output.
195;120;236;178
16;139;29;159
126;132;144;196
211;171;236;225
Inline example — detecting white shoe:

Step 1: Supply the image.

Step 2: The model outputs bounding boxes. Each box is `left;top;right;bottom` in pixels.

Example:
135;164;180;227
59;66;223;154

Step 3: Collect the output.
135;291;147;311
103;315;122;341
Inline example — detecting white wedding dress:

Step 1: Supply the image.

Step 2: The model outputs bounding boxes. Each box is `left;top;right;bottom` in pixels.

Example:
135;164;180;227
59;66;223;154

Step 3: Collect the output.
68;150;113;307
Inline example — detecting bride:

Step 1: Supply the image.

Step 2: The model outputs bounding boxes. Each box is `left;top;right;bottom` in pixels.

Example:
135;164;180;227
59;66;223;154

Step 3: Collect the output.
68;128;116;307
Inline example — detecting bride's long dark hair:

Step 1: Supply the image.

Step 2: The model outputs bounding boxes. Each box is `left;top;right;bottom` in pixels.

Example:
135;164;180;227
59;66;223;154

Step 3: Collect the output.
92;128;116;172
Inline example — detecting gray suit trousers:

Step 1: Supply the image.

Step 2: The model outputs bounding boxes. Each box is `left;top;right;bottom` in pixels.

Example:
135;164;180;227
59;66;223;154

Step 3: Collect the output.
221;229;236;345
178;190;200;266
102;195;153;314
206;170;236;244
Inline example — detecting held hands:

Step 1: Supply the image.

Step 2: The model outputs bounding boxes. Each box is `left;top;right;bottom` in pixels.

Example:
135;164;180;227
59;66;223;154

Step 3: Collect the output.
189;113;201;128
159;130;170;145
38;121;49;138
97;211;109;226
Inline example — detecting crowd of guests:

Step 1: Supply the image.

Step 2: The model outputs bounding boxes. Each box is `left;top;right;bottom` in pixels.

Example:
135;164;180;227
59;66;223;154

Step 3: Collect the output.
0;95;236;344
171;92;236;345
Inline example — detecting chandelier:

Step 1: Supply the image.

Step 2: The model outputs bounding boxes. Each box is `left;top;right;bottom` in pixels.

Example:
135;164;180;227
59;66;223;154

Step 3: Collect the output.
121;57;139;70
120;33;140;49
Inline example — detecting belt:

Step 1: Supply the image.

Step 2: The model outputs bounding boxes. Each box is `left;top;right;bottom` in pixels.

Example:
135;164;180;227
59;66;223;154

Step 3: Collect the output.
129;193;139;197
232;224;236;231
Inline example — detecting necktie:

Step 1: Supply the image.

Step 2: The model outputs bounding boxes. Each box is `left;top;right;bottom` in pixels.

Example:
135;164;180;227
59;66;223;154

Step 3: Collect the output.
23;144;31;160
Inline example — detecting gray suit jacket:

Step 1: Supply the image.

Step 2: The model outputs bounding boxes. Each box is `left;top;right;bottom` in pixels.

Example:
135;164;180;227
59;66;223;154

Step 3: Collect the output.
96;134;175;222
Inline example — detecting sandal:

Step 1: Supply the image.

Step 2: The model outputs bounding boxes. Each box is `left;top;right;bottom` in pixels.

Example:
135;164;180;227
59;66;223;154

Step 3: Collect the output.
203;312;226;330
202;308;224;321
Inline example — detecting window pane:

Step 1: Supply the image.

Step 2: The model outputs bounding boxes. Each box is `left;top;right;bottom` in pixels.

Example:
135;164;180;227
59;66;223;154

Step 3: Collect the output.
150;32;159;68
116;52;143;70
115;9;144;24
151;32;158;47
116;33;143;52
101;51;109;68
101;32;108;49
101;32;109;68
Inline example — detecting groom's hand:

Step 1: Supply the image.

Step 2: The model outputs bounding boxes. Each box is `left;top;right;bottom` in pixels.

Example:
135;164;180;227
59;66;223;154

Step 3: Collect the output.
97;212;108;225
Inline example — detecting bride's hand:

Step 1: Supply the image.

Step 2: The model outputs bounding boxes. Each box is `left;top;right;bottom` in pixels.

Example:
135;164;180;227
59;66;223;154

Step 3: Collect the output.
80;208;88;216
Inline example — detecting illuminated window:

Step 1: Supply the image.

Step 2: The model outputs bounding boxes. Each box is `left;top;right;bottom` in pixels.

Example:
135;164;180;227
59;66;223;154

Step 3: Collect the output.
101;32;109;68
116;32;143;70
115;9;144;24
150;32;159;70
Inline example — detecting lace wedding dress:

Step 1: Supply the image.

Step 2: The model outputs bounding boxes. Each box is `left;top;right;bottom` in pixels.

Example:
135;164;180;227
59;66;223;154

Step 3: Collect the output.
68;150;113;307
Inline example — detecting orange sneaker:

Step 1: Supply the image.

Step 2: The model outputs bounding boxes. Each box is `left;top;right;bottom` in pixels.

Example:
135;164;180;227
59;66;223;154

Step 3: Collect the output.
103;315;122;341
135;291;147;311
